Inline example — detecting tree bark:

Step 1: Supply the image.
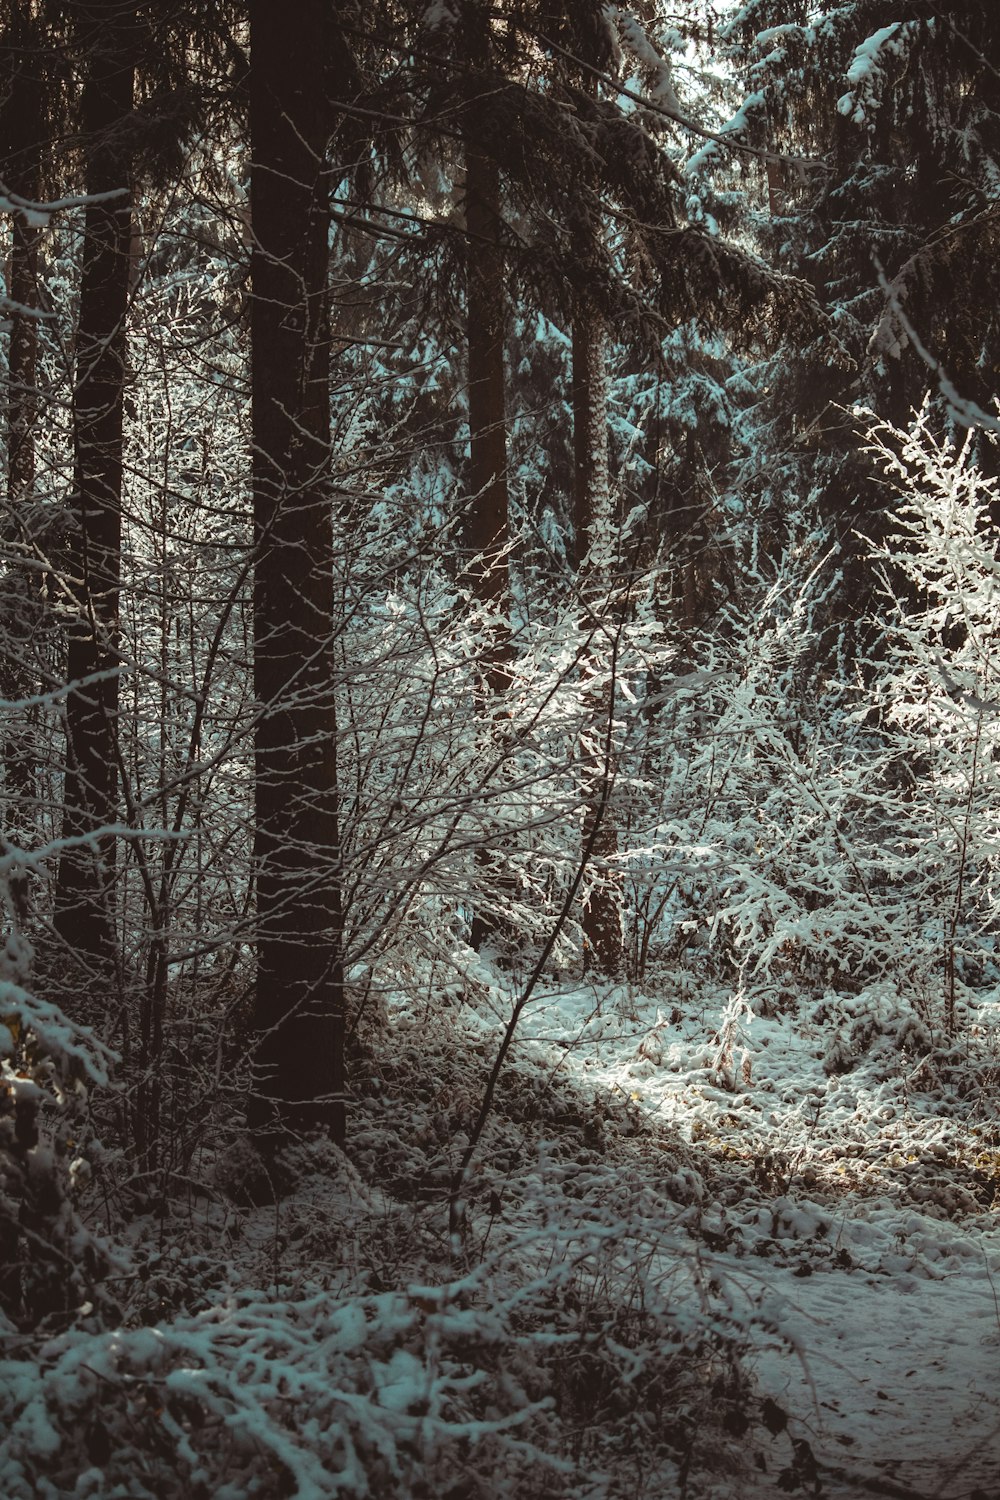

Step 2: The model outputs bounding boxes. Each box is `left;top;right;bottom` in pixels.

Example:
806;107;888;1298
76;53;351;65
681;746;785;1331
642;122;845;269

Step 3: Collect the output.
1;0;44;505
573;299;623;976
248;0;345;1143
1;0;47;848
7;214;42;504
463;137;510;674
53;5;135;991
464;135;514;951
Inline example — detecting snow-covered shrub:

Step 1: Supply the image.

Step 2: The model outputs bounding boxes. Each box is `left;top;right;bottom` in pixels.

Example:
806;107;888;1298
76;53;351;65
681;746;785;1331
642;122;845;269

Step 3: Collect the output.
0;860;118;1332
620;518;884;992
0;1283;564;1500
333;551;673;986
623;407;1000;1049
861;406;1000;1030
0;1207;762;1500
816;982;933;1077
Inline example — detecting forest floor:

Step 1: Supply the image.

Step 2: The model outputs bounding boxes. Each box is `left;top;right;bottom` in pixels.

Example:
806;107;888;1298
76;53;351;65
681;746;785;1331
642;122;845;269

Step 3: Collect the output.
344;955;1000;1500
496;971;1000;1500
49;957;999;1500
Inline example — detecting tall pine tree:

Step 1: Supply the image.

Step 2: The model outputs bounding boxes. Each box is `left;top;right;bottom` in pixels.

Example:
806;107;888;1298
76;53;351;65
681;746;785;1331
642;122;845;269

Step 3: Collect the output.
248;0;346;1144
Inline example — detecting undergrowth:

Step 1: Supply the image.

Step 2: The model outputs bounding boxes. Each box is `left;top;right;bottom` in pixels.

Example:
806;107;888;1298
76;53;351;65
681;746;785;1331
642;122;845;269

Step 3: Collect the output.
1;980;783;1500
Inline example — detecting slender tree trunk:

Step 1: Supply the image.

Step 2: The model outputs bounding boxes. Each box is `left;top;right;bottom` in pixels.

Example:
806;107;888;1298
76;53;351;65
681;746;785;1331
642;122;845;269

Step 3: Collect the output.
1;0;43;507
573;298;623;975
248;0;345;1143
1;0;46;848
464;141;509;621
7;216;42;506
464;138;511;679
464;135;514;950
573;304;613;574
53;6;134;992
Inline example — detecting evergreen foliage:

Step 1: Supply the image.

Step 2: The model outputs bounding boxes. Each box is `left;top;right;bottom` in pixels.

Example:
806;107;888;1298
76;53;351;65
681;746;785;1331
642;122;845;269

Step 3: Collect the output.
704;0;1000;627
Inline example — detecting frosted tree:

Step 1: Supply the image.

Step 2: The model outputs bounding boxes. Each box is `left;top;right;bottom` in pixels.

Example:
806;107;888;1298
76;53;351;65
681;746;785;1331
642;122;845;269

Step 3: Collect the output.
864;406;1000;1031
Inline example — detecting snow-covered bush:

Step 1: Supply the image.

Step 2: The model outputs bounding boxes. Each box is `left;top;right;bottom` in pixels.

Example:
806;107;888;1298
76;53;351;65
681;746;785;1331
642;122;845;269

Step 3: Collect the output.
332;552;673;986
861;407;1000;1030
0;1283;562;1500
0;857;118;1332
619;516;881;992
623;407;1000;1045
816;981;933;1077
0;1207;758;1500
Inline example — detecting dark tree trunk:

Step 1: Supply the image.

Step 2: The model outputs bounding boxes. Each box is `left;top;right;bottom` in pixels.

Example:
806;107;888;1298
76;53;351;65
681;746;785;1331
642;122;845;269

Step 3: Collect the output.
248;0;345;1143
7;216;42;506
53;6;134;992
464;136;514;951
464;139;509;628
1;0;44;506
573;299;623;976
1;0;47;846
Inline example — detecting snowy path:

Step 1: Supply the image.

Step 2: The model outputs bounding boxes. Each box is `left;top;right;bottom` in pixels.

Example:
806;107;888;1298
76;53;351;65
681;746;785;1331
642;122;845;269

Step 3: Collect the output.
511;979;1000;1499
738;1249;1000;1498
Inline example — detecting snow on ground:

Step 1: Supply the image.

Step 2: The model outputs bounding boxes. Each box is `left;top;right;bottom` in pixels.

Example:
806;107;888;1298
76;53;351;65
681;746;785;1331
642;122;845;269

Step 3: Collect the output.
748;1256;1000;1499
480;968;1000;1499
12;959;992;1499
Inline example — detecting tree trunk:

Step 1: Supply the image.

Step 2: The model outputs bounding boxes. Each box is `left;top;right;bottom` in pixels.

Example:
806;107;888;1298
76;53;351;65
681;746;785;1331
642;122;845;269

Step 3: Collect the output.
463;137;510;676
53;6;135;993
573;303;613;574
7;216;42;506
248;0;345;1143
1;0;46;850
573;298;623;975
464;135;514;951
1;0;43;506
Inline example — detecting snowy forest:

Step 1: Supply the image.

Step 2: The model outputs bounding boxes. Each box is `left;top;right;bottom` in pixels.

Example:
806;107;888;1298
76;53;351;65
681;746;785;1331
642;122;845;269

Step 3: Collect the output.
1;1;999;1496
